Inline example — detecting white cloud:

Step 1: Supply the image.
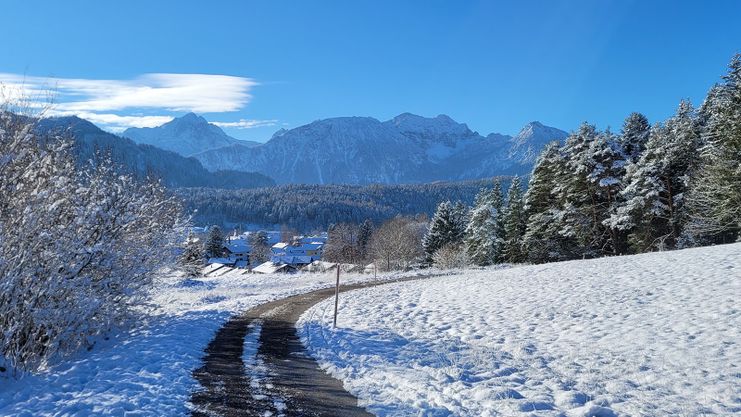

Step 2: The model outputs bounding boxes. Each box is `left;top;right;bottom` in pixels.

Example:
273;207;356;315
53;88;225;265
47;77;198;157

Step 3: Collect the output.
0;73;274;132
0;73;256;113
211;118;278;129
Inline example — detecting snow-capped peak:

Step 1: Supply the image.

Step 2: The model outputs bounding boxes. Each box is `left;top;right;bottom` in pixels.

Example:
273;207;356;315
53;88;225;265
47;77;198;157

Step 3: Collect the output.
123;112;243;157
388;112;473;137
178;112;207;123
509;121;568;163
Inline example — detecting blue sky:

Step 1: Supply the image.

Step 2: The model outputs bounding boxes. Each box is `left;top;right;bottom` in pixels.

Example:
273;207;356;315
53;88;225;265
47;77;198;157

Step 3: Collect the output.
1;0;739;141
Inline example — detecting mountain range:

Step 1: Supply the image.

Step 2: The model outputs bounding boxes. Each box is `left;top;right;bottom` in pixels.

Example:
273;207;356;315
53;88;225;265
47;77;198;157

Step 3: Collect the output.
141;112;567;184
33;116;274;189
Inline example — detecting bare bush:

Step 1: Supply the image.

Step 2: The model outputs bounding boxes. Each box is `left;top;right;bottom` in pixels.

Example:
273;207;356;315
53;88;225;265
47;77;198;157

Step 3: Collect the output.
369;216;425;271
432;243;469;270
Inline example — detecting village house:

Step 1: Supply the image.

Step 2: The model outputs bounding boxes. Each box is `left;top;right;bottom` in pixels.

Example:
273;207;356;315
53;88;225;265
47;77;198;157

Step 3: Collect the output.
223;237;251;268
206;230;328;272
270;241;325;267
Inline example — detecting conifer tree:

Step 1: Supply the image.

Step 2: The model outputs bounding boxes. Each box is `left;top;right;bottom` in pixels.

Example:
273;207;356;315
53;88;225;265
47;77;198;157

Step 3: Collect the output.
589;129;628;254
464;188;498;266
357;219;374;260
620;112;651;164
554;122;602;258
452;201;470;237
685;55;741;244
204;225;226;259
490;180;506;262
502;177;527;263
612;101;701;251
422;201;466;262
523;142;569;263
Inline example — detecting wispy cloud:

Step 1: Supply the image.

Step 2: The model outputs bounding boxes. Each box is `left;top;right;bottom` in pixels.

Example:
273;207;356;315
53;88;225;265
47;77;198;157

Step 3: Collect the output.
212;118;278;129
0;73;272;132
0;73;256;113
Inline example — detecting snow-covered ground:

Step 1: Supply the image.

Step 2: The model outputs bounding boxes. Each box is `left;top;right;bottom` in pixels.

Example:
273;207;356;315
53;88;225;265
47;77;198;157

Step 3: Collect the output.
298;243;741;417
0;267;405;416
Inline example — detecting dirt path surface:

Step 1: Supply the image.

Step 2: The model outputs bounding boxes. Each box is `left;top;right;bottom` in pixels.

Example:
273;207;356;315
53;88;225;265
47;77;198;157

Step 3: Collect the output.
190;274;440;416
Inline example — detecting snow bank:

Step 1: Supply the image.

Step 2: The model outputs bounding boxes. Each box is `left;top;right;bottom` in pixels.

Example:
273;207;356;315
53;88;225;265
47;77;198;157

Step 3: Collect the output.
298;243;741;416
0;268;404;415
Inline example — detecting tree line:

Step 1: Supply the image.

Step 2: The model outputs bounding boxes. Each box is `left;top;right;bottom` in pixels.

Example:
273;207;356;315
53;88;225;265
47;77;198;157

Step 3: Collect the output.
177;179;509;232
422;54;741;266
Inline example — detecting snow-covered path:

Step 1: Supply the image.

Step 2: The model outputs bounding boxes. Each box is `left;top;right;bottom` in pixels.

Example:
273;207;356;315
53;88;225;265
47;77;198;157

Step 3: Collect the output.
0;268;412;416
298;243;741;417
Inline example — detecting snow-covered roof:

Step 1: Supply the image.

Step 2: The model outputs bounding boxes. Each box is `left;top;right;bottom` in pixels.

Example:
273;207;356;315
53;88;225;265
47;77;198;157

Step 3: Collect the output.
298;242;324;250
225;239;250;254
252;262;296;274
303;260;337;272
271;255;315;265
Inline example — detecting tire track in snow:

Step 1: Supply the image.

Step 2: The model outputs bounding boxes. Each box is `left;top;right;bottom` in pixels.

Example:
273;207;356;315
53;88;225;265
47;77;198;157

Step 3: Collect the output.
189;272;446;416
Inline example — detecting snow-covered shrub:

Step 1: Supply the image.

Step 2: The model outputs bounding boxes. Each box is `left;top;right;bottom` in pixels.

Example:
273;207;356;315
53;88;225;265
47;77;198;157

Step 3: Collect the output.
0;112;184;372
432;243;468;270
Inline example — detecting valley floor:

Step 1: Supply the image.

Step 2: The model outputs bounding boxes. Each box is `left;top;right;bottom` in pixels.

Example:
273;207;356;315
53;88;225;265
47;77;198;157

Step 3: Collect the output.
298;243;741;417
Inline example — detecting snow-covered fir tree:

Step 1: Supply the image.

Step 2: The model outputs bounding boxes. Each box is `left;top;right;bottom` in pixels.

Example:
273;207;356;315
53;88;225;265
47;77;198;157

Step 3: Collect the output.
610;100;701;251
522;142;571;263
553;122;603;258
684;55;741;244
490;180;507;262
619;112;651;165
464;188;499;266
588;129;628;254
452;201;470;235
422;200;467;262
204;225;226;259
502;177;527;263
357;219;374;260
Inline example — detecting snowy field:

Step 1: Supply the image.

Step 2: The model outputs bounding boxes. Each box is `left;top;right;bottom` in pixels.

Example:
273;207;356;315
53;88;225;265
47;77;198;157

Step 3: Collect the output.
299;243;741;417
0;267;407;416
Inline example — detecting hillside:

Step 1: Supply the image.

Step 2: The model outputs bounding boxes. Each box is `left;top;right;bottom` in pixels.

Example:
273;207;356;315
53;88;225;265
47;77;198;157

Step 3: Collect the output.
299;243;741;416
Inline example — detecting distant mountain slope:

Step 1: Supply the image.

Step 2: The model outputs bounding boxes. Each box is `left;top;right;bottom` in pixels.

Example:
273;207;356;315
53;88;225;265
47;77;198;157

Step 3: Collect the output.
35;116;275;189
123;113;260;156
193;113;568;184
195;116;435;184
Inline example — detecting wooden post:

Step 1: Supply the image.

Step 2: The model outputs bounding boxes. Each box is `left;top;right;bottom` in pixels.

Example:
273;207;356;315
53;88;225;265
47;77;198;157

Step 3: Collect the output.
333;264;340;328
